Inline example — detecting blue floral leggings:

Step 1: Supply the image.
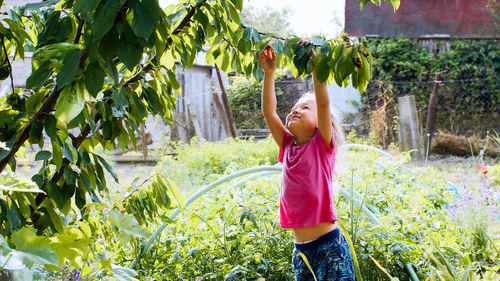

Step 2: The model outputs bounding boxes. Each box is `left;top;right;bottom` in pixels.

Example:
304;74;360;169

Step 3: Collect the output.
292;228;355;281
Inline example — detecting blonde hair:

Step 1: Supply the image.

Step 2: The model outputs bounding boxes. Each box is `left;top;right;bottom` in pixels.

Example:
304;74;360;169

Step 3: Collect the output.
301;92;345;155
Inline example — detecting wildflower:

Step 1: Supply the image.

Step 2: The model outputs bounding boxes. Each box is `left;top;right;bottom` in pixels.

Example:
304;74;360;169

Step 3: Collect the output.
479;149;484;155
476;164;488;176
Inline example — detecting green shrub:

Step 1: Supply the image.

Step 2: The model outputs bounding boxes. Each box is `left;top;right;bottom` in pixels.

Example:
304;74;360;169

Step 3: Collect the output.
157;137;279;193
127;141;499;280
362;38;500;140
226;70;302;129
137;176;295;280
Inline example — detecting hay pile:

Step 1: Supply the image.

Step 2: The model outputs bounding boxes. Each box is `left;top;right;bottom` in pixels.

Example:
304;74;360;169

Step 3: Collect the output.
431;131;500;157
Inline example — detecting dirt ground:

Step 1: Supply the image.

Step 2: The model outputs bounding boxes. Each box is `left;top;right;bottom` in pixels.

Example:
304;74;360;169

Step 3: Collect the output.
409;154;499;186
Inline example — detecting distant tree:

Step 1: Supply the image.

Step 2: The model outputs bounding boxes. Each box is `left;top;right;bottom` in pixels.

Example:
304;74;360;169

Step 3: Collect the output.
240;5;293;37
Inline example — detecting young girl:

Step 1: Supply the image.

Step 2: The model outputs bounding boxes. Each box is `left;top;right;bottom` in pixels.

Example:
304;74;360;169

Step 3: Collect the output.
259;41;355;281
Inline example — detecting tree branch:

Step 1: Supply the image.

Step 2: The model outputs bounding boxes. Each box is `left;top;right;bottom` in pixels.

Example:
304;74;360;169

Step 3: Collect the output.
74;17;84;44
0;16;89;173
121;172;159;203
124;0;205;87
0;87;63;172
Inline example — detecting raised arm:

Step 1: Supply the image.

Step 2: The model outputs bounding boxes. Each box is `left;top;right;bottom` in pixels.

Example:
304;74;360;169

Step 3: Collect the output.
259;47;285;148
296;40;333;146
313;68;333;147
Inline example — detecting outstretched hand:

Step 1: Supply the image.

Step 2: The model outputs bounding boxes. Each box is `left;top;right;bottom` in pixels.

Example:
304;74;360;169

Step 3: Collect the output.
297;39;316;57
259;45;276;74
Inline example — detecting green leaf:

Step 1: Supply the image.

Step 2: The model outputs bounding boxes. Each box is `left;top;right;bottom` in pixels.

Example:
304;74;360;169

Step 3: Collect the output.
357;55;370;93
341;49;355;81
93;160;106;190
159;176;185;210
160;48;175;69
80;151;90;168
64;167;77;185
0;173;44;193
84;63;105;97
73;0;101;14
62;144;73;164
250;27;260;43
311;36;326;46
56;49;81;88
94;155;118;183
321;41;331;56
166;70;181;95
242;27;251;42
226;1;240;23
230;0;243;10
26;61;53;90
52;141;63;170
273;39;284;54
194;10;209;29
46;205;64;233
98;27;119;61
334;53;345;87
44;115;57;142
8;157;16;172
54;85;85;123
352;70;359;89
75;188;86;210
129;0;161;39
29;120;44;146
131;92;146;118
6;198;24;230
46;182;65;209
105;59;119;85
54;120;69;144
9;227;58;268
92;0;118;40
332;44;344;65
18;0;57;10
109;209;151;245
143;86;162;115
112;88;130;108
25;90;45;113
49;231;91;268
35;150;52;161
316;56;330;83
112;264;139;281
63;140;78;164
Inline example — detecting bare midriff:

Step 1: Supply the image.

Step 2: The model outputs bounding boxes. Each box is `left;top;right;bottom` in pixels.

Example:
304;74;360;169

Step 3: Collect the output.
293;221;337;243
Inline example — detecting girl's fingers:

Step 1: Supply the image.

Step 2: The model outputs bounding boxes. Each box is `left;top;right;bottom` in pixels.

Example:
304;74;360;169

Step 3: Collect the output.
271;51;276;60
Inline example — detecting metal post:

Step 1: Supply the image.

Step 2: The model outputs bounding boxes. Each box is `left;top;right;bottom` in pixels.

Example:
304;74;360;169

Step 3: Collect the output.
424;72;441;157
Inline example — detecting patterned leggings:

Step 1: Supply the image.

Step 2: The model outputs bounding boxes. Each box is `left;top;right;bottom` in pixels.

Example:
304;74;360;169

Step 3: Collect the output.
292;228;355;281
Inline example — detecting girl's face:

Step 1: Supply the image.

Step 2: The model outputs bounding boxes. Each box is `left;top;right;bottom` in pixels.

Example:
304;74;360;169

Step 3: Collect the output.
286;96;318;136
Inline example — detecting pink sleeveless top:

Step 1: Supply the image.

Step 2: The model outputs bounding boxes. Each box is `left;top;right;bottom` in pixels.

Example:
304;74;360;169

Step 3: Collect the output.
278;129;337;228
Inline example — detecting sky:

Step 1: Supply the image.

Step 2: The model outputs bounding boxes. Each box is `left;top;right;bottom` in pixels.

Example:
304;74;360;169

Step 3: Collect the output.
159;0;345;39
